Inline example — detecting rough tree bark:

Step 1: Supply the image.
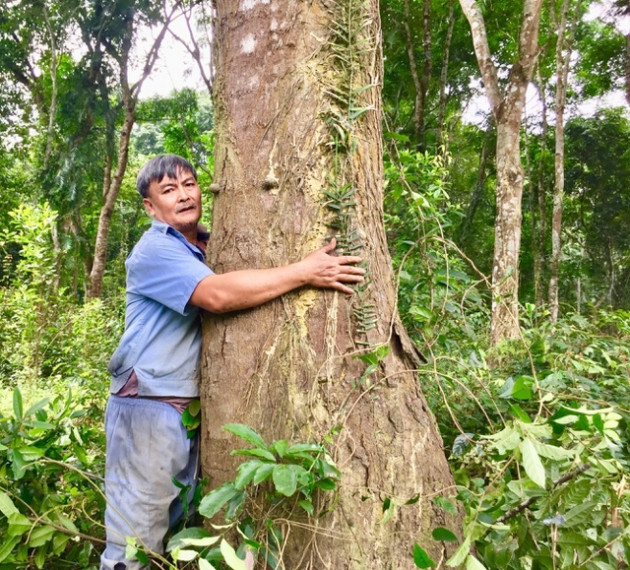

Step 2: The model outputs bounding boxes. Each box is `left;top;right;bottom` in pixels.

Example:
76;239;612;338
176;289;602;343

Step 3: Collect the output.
201;1;459;568
458;0;542;345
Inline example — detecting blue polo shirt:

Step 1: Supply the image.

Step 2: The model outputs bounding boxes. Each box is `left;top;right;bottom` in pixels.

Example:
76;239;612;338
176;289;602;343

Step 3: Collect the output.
107;220;214;397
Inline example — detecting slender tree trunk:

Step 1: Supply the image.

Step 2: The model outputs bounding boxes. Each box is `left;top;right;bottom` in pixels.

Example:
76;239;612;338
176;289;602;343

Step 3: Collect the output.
201;1;460;567
459;0;542;345
87;105;135;299
549;0;579;322
437;0;455;149
402;0;431;145
533;66;549;307
86;9;172;298
457;130;490;244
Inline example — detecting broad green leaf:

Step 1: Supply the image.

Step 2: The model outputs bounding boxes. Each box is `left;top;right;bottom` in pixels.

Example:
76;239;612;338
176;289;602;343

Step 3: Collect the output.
531;441;574;461
431;527;458;542
17;446;45;461
485;425;521;455
273;464;298;497
231;448;276;462
0;536;20;563
199;559;218;570
269;439;288;458
173;548;199;562
466;554;488;570
234;460;263;490
220;539;248;570
446;536;471;567
413;543;436;568
27;525;56;547
167;527;214;552
199;483;238;519
7;513;31;537
223;424;267;450
253;462;276;485
285;443;322;455
519;438;546;488
0;491;18;517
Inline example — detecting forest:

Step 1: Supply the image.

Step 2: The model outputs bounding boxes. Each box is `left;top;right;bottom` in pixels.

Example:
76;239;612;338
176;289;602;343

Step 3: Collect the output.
0;0;629;569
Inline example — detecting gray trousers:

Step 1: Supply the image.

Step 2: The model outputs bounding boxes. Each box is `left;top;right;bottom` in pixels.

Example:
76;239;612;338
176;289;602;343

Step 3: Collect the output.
100;396;199;570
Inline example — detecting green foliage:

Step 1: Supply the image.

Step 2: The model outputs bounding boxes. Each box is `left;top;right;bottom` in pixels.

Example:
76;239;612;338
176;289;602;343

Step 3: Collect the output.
0;203;123;388
0;387;104;568
417;309;630;570
153;425;340;570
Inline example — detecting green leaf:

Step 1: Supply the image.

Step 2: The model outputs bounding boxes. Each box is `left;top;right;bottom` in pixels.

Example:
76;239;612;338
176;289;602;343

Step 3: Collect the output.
13;388;23;420
24;399;50;418
285;443;322;455
199;483;239;519
446;536;471;567
28;525;56;547
298;500;314;515
314;478;337;491
413;543;436;568
0;537;20;564
7;513;31;537
432;496;458;515
519;438;546;487
269;439;288;458
173;548;199;562
199;559;218;570
0;491;19;518
220;539;248;570
234;460;263;490
431;527;458;542
167;527;217;552
231;448;276;462
223;424;268;450
273;464;298;497
17;446;45;461
253;462;276;485
466;554;488;570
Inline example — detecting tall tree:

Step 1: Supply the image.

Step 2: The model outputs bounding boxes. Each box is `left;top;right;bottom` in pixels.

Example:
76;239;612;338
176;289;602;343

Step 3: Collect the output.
201;0;459;567
548;0;580;322
458;0;543;344
86;0;176;298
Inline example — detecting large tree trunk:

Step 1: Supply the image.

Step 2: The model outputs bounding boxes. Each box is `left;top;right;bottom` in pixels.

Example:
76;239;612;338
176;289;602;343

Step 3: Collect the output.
201;1;459;568
459;0;542;345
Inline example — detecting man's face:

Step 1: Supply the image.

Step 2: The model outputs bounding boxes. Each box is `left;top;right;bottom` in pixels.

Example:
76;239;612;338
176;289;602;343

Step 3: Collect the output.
143;168;202;236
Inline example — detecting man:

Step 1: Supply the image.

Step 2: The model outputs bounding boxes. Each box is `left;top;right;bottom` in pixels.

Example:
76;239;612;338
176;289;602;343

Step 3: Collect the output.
100;154;365;569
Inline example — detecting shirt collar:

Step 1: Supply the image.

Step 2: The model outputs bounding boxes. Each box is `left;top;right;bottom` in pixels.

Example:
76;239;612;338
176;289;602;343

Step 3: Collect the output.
150;220;205;260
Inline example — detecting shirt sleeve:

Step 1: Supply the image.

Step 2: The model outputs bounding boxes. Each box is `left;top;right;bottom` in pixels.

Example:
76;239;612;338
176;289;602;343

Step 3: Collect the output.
126;233;214;315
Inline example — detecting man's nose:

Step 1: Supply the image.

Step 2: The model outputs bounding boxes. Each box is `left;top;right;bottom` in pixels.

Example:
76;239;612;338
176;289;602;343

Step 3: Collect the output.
176;185;191;200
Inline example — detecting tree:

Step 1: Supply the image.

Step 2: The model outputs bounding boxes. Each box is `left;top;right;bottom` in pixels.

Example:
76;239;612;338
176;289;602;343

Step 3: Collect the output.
201;0;460;567
548;0;581;322
85;0;177;298
458;0;543;344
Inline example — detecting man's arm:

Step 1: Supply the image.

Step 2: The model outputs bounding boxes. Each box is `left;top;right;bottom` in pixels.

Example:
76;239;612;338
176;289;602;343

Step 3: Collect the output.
189;238;365;313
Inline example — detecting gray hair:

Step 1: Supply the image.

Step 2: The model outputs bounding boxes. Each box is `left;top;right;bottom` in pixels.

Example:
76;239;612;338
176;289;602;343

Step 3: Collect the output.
136;154;197;198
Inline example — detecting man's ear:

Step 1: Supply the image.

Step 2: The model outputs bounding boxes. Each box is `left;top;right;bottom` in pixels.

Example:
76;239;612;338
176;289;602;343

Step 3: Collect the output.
143;197;155;217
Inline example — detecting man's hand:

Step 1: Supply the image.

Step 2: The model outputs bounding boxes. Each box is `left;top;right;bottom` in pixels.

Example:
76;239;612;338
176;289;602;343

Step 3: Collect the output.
297;238;366;294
